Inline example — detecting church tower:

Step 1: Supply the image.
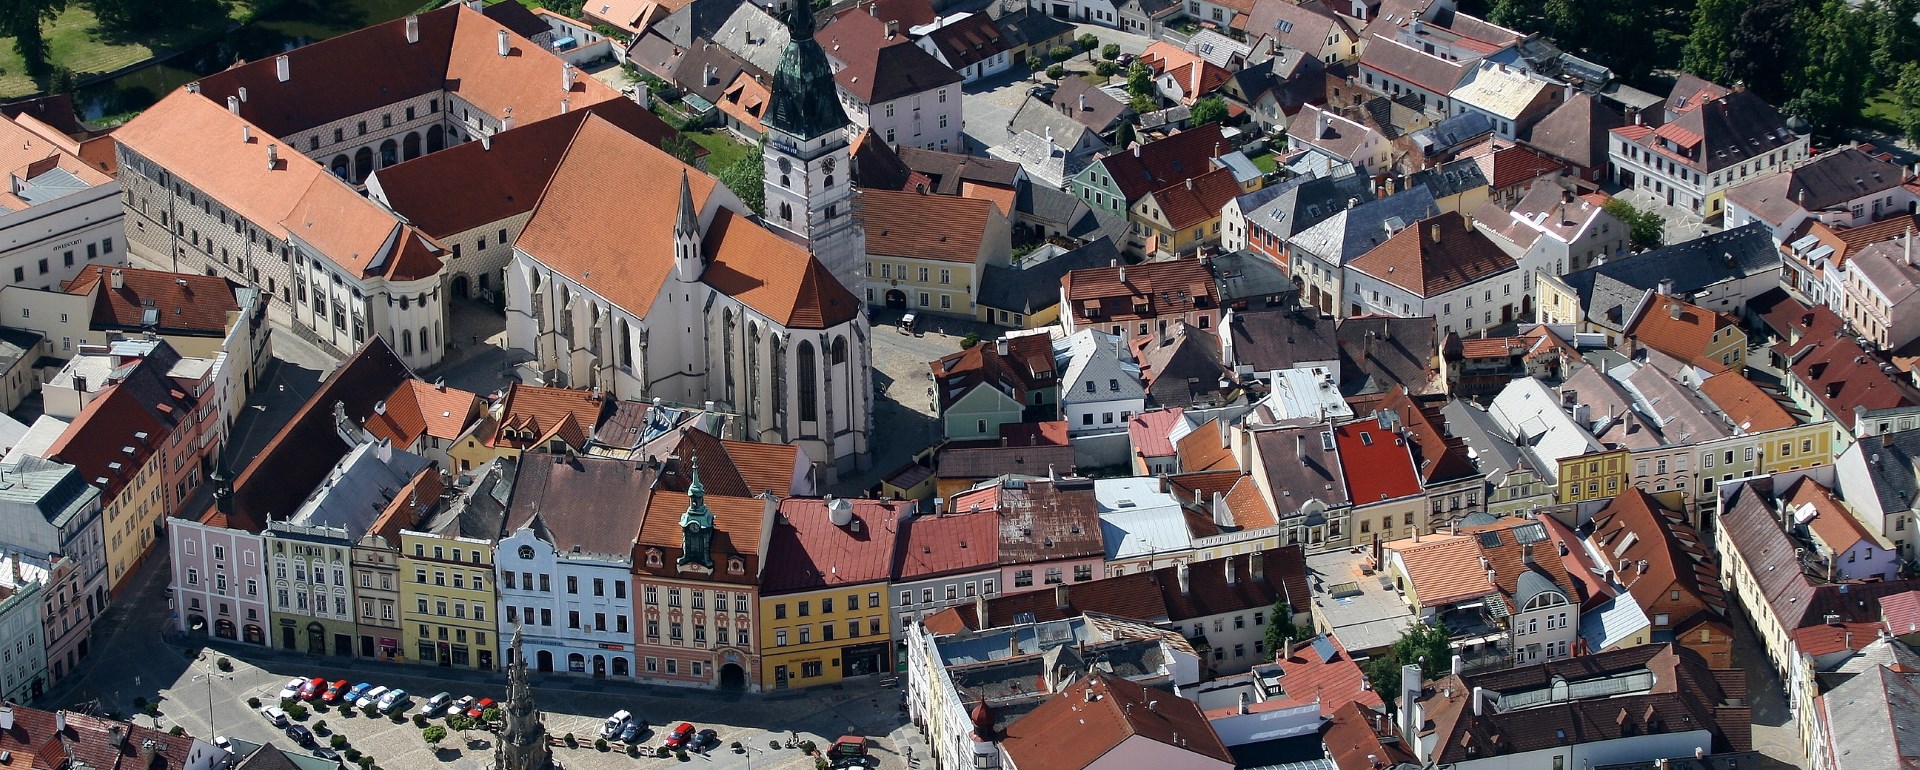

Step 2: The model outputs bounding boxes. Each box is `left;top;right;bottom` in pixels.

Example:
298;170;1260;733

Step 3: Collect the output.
493;627;552;770
763;4;864;297
673;170;704;283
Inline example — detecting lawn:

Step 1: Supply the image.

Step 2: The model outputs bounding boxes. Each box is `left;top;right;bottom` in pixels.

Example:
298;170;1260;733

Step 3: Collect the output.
1249;150;1279;174
1861;88;1903;134
691;130;750;170
0;4;219;98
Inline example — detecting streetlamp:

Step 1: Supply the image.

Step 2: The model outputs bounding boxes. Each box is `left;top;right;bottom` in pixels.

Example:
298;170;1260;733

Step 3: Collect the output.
193;669;234;738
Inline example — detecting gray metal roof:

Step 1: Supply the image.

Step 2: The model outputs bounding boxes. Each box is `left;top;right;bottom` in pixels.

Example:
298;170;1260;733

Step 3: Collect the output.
1559;222;1778;328
1290;186;1438;266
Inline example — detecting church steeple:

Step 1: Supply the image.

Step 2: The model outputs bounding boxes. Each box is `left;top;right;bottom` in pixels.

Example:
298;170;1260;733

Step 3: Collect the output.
676;456;715;569
765;5;848;141
493;626;551;770
673;170;704;283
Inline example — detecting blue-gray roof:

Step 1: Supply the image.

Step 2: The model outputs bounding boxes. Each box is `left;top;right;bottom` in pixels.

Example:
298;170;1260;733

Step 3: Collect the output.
1291;186;1438;266
1409;157;1489;201
1243;170;1373;242
1558;222;1778;331
978;237;1122;314
1409;111;1494;157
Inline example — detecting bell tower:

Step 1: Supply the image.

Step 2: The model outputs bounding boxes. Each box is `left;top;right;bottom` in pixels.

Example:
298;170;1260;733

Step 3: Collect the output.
762;4;864;297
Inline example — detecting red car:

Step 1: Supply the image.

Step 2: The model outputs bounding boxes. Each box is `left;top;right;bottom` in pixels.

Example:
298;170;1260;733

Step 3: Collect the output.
320;680;350;703
663;723;695;749
296;677;327;701
465;697;496;720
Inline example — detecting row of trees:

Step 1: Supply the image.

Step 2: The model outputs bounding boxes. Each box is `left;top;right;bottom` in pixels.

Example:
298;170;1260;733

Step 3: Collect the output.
1477;0;1920;134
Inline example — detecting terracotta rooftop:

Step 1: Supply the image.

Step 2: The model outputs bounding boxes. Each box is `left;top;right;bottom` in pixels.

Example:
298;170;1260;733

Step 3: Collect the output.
515;115;859;330
816;16;961;104
862;188;998;263
1141;167;1243;231
1392;534;1494;607
892;510;1001;581
0;705;204;770
1697;371;1795;432
1880;589;1920;637
763;498;905;593
931;333;1056;410
1333;418;1421;504
1222;475;1277;529
1128;408;1186;459
1322;700;1417;770
1719;481;1920;631
1000;673;1234;770
1787;476;1884;557
1588;489;1727;622
1176;418;1237;473
1255;634;1381;716
1092;122;1230;204
64;266;243;337
489;383;604;451
991;477;1105;564
1349;211;1516;297
1778;329;1919;418
1627;295;1740;371
638;489;769;586
363;379;480;448
506;455;655;559
1062;257;1217;324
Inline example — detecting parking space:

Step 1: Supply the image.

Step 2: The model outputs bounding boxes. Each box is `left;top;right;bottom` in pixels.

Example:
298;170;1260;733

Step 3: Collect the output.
958;21;1153;156
151;645;919;770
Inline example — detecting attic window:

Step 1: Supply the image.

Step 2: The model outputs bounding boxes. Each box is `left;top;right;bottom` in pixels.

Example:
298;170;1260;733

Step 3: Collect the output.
1319;432;1335;450
1359;432;1373;446
728;556;745;575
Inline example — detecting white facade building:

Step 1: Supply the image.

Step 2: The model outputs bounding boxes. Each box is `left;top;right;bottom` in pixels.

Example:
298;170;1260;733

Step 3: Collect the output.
1054;329;1145;435
495;527;637;678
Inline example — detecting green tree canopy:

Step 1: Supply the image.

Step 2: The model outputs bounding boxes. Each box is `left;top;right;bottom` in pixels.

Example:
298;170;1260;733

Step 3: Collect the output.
1361;622;1453;714
1190;96;1229;126
1682;0;1751;83
716;139;766;215
1603;198;1666;251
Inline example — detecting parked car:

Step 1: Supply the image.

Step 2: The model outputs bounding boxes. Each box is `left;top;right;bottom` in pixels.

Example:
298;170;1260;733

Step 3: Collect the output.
296;678;326;701
212;737;232;752
618;720;645;744
663;723;695;749
421;692;453;717
260;706;288;727
465;697;496;720
312;747;342;765
361;687;390;708
601;710;631;740
450;695;476;717
320;680;350;703
691;729;719;753
276;678;304;701
343;683;374;704
377;689;410;714
284;724;315;746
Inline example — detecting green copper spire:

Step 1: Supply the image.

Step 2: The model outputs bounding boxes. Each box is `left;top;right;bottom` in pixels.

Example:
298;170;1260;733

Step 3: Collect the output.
677;456;715;569
765;2;849;140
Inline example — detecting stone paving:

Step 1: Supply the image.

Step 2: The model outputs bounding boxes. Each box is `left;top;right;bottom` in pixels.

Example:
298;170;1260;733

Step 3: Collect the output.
825;309;1004;496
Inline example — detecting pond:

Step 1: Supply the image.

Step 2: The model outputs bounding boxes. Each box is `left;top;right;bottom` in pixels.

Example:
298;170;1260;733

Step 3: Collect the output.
75;0;432;121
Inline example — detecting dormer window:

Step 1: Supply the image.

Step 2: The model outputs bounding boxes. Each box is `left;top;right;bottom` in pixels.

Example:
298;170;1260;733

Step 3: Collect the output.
727;556;745;575
645;549;663;568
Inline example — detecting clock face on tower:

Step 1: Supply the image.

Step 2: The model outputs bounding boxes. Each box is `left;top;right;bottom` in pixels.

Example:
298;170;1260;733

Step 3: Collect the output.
822;156;836;174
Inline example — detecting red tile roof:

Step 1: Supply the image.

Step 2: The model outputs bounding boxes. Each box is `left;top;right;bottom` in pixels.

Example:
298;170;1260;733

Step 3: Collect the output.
1627;296;1740;371
1348;211;1516;298
1322;700;1417;770
1094;122;1230;204
1333;419;1421;504
0;706;202;770
364;379;480;448
1460;139;1569;189
1378;387;1478;486
1790;620;1887;657
516;115;860;329
1128;408;1186;459
489;383;602;451
1223;475;1277;529
720;438;801;496
1258;634;1381;716
892;510;1001;581
64;267;242;336
1001;673;1234;770
1392;535;1494;607
1788;476;1882;556
1063;257;1217;324
999;421;1069;447
762;498;907;593
1176;418;1237;472
1141;167;1243;231
930;333;1057;410
1880;589;1920;636
862;188;999;263
1778;329;1920;418
638;490;769;586
1697;372;1795;433
1587;489;1726;621
47;382;168;504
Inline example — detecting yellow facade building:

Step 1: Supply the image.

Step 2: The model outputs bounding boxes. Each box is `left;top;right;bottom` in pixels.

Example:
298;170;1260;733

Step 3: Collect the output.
757;498;903;689
1558;449;1630;504
396;460;513;671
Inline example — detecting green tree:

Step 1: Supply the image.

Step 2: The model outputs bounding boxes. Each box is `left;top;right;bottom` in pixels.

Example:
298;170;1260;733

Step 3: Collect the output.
1076;33;1099;51
663;134;700;166
1189;96;1229;126
1361;622;1452;714
1892;62;1920;145
1788;0;1873;129
1262;599;1316;657
1050;45;1074;62
2;0;67;80
1101;43;1121;60
1869;0;1920;90
1487;0;1545;30
1682;0;1750;83
1727;0;1803;102
422;726;446;747
1047;64;1068;79
1603;198;1666;251
716;139;766;215
1126;62;1154;99
446;714;476;741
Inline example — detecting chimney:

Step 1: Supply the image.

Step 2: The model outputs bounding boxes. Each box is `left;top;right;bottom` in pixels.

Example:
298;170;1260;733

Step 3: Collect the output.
563;63;577;91
1668;302;1682;320
275;55;289;82
1237;691;1249;715
405;14;419;43
560;97;570;114
1472;686;1484;717
227;95;240;114
1186;177;1195;191
1054;583;1069;609
974;593;987;627
1397;664;1421;745
241;124;251;143
1251;551;1264;581
1225;557;1237;585
1079;93;1088;112
1522;542;1535;567
1429;223;1442;243
267;144;278;170
55;712;64;734
996;338;1008;356
498;29;511;57
1177;561;1190;594
1451;654;1462;679
1657;278;1675;297
1132;143;1141;157
0;705;12;730
1119;265;1127;283
886;19;899;37
110;269;124;289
